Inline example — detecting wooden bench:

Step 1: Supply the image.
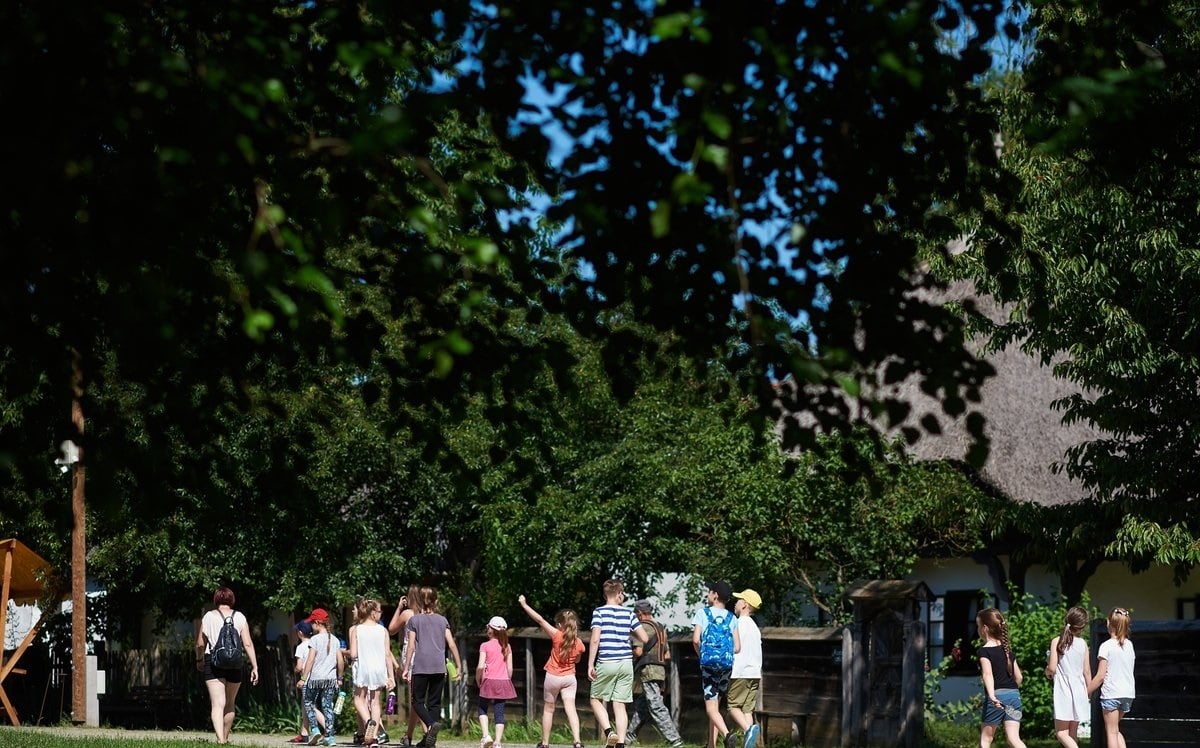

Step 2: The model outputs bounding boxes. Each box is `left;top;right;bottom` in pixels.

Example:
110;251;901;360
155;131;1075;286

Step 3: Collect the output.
101;685;185;729
753;709;809;746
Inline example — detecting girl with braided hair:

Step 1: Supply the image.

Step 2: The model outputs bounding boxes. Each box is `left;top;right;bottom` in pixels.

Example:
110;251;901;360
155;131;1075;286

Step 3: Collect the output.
976;607;1026;748
1045;606;1092;748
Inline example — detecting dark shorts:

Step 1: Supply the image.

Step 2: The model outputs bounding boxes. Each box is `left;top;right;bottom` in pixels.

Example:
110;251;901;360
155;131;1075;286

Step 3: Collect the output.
202;654;243;683
700;664;731;701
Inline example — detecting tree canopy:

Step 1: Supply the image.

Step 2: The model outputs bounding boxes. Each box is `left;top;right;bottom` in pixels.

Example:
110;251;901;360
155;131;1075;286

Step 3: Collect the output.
942;0;1200;575
14;0;1178;624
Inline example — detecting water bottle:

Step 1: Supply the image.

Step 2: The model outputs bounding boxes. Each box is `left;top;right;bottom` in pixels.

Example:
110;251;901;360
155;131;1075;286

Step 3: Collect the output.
385;690;397;715
334;690;347;715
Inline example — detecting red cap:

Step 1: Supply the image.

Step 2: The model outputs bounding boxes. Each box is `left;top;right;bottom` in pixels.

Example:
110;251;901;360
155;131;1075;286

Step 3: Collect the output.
306;608;330;624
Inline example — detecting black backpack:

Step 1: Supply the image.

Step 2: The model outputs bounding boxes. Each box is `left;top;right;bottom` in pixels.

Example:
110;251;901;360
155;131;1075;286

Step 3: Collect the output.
210;613;245;669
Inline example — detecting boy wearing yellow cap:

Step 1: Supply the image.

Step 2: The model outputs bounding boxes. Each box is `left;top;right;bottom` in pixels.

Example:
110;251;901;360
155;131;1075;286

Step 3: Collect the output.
728;590;763;748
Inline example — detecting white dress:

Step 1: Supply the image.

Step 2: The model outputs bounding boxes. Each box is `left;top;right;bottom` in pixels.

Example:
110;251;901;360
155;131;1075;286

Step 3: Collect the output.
353;623;390;689
1053;637;1090;721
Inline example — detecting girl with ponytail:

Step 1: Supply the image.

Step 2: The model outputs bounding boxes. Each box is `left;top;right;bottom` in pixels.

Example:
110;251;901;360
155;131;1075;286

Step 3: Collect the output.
518;595;586;748
1045;606;1092;747
1088;607;1135;748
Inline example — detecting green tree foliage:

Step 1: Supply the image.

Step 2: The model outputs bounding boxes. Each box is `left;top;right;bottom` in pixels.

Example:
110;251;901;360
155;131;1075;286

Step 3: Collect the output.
942;1;1200;573
460;323;999;626
447;0;1004;455
1;1;1022;620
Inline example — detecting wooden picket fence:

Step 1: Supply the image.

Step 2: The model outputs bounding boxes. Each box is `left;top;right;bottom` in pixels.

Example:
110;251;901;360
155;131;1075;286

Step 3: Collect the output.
101;638;293;729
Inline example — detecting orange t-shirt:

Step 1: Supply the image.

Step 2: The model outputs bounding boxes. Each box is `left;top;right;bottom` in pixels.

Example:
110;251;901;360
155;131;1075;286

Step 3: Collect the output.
545;630;585;676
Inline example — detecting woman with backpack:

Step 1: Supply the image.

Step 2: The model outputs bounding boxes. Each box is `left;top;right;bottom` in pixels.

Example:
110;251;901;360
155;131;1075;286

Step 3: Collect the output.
195;586;259;745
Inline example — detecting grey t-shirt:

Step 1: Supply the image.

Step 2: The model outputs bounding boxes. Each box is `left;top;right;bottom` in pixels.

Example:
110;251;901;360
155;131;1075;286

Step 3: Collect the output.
307;632;340;682
406;613;450;674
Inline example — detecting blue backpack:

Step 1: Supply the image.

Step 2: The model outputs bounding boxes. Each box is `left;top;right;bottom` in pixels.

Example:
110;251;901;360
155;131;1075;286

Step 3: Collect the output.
699;607;735;668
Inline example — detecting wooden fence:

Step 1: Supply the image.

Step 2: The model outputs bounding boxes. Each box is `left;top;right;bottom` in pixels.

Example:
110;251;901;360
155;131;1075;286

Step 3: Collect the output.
101;638;293;729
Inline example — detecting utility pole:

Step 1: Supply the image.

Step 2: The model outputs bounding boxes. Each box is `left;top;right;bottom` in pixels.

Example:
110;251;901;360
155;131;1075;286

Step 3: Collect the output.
69;348;86;724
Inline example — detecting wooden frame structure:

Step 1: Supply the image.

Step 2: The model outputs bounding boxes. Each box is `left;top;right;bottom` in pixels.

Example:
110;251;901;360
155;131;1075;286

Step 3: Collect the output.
0;539;58;726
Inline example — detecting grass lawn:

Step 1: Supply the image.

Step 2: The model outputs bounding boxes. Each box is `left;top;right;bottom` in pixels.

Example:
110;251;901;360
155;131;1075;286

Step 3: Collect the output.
0;723;1063;748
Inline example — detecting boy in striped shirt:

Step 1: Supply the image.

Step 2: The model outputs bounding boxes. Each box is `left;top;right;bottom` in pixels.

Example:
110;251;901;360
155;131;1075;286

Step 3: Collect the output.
588;579;650;748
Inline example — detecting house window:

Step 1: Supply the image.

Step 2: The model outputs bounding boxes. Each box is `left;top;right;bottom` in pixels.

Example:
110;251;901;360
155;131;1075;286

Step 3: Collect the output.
931;590;994;675
1178;595;1199;619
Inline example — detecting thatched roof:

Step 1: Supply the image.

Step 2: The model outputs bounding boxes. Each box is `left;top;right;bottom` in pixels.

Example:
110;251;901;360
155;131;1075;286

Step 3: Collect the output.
883;279;1096;507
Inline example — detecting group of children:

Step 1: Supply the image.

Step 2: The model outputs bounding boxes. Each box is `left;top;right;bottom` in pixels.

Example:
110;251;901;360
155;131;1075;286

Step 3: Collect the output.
290;586;465;748
514;579;764;748
976;605;1136;748
291;582;1134;748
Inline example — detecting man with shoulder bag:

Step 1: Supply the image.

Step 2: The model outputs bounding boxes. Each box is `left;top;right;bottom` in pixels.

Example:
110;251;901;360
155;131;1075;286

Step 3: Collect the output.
628;600;683;748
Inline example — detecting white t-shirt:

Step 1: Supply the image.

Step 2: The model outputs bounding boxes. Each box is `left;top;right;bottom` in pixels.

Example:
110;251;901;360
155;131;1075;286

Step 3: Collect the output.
294;640;311;671
201;609;248;654
731;615;762;678
1098;638;1136;699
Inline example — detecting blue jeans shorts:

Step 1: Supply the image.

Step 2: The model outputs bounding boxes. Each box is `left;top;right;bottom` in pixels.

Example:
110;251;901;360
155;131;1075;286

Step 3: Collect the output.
981;688;1022;725
1100;697;1134;713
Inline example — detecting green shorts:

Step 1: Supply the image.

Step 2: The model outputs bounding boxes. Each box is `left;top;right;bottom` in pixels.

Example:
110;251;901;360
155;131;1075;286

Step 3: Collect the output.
592;660;634;703
728;678;759;712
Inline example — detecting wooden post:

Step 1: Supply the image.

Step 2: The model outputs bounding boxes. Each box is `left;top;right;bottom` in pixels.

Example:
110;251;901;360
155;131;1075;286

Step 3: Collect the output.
901;620;925;748
525;635;536;722
840;625;858;748
70;348;87;725
668;640;680;723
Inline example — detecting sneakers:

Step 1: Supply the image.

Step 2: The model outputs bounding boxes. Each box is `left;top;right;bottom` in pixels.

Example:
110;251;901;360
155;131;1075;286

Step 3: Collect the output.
605;728;618;748
483;737;496;748
399;738;413;748
289;737;308;745
309;732;324;746
669;742;684;748
724;731;740;748
573;743;586;748
744;724;761;748
366;719;380;747
379;730;390;744
425;722;442;748
322;739;337;747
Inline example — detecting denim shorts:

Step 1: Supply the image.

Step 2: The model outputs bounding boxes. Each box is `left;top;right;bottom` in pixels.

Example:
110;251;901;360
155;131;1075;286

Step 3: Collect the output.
1100;697;1134;713
981;688;1022;725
